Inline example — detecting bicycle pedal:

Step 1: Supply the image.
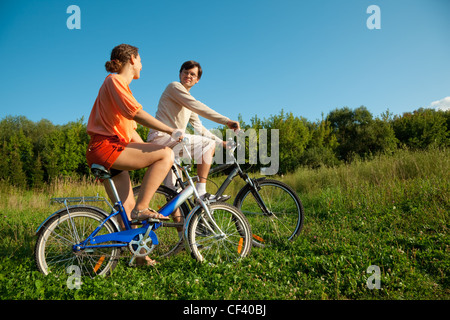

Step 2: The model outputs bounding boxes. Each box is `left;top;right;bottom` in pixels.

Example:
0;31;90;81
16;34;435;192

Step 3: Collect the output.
131;218;161;224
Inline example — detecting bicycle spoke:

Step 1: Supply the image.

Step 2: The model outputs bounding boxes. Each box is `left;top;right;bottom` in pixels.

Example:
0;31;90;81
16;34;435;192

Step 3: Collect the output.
188;203;251;263
236;180;304;246
35;208;120;277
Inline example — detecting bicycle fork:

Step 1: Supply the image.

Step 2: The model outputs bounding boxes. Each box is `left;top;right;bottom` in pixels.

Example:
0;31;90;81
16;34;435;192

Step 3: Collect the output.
182;189;227;248
247;179;272;216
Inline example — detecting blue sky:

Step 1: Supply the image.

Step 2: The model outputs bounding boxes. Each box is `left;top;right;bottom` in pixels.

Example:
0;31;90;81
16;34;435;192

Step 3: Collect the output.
1;0;449;129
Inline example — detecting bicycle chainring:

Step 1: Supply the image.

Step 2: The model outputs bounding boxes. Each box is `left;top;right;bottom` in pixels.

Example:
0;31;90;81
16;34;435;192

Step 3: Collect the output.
128;234;156;257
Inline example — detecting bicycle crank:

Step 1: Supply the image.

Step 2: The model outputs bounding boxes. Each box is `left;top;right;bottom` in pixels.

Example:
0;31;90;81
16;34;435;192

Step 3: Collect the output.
128;233;156;257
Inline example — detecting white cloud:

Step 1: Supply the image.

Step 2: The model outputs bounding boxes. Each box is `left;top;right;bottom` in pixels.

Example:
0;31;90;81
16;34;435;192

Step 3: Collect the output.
430;97;450;111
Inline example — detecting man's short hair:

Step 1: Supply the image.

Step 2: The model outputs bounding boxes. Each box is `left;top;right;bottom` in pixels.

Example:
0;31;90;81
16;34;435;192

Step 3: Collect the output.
179;60;202;79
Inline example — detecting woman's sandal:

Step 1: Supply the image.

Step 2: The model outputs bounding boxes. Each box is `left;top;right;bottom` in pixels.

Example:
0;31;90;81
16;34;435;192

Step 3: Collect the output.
131;207;170;222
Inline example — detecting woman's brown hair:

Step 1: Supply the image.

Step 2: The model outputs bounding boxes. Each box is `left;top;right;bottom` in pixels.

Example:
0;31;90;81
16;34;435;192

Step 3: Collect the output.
105;44;139;73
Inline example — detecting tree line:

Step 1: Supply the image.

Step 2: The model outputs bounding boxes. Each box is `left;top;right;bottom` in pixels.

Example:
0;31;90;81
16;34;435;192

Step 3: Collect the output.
0;106;448;188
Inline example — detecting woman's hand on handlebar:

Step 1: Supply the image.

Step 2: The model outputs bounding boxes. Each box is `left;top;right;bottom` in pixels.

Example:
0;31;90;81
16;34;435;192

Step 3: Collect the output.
171;128;184;142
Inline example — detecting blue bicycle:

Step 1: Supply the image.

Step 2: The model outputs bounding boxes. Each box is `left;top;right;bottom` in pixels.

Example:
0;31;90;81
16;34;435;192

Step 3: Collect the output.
34;141;252;278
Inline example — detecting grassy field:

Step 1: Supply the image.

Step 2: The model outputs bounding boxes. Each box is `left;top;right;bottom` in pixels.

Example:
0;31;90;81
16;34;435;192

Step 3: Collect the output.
0;148;448;301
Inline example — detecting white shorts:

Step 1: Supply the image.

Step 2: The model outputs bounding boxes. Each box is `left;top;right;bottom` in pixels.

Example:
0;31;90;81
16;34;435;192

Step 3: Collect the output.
148;131;216;189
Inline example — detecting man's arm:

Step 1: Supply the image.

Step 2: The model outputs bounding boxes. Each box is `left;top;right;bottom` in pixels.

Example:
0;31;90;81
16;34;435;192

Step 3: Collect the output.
170;82;240;132
169;82;230;125
189;112;223;144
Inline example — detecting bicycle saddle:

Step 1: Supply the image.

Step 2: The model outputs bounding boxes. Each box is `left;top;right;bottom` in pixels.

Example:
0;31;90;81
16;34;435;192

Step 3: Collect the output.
91;164;112;180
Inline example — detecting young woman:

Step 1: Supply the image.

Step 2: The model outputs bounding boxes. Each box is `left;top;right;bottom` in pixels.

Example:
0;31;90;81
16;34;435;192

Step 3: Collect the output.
86;44;183;239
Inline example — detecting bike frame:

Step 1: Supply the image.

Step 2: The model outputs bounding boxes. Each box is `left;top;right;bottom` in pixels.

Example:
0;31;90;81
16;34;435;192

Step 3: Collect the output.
170;140;272;215
37;142;225;255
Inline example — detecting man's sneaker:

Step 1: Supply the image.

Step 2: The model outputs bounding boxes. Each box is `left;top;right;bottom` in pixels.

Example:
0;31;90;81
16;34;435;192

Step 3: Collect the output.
199;193;231;203
211;194;231;202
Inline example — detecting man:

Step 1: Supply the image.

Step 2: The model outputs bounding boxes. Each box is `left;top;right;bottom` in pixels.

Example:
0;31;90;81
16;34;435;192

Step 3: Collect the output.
148;60;240;200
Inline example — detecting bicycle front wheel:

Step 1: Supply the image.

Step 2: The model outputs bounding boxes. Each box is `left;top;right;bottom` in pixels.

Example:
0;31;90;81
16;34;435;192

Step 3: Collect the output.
35;207;120;278
234;179;304;247
187;202;252;264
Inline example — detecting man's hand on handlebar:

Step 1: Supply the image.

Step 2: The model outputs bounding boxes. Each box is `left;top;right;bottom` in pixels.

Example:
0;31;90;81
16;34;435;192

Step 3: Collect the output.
226;120;240;131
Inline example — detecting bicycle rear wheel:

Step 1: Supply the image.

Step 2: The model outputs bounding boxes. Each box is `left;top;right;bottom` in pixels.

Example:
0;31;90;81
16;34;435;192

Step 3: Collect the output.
35;207;120;278
187;202;252;264
133;185;190;258
234;179;304;247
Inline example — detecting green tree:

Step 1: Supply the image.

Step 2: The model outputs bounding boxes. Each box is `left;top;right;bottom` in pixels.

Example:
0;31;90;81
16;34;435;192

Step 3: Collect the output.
392;108;449;149
0;141;8;180
4;133;29;188
262;110;311;173
41;119;90;181
30;153;45;189
41;128;64;181
301;115;340;168
327;106;397;162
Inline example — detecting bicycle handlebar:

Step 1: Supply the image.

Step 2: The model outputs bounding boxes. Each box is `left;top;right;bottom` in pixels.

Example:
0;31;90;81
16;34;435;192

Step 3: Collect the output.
173;137;192;170
225;129;245;153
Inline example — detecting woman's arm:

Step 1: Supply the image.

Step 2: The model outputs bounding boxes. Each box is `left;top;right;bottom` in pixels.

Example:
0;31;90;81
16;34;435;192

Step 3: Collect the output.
133;109;176;136
130;129;144;143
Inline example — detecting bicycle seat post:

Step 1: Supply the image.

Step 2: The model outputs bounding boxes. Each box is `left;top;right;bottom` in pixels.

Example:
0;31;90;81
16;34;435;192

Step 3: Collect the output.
104;177;120;205
91;164;121;205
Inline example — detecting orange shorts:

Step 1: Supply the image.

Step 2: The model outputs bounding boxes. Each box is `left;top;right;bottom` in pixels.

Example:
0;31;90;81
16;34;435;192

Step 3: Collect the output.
86;134;127;170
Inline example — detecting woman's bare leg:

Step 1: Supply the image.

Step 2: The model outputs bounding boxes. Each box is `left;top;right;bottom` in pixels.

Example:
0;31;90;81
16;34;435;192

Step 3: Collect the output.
109;143;173;265
103;171;135;229
112;142;174;212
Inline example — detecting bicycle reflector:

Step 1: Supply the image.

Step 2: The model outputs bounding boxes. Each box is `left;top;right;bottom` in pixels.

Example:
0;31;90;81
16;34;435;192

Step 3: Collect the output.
93;256;106;273
252;234;265;242
237;238;243;254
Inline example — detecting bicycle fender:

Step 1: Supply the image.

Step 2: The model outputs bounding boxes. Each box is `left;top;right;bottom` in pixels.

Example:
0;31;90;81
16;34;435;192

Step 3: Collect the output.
35;205;120;235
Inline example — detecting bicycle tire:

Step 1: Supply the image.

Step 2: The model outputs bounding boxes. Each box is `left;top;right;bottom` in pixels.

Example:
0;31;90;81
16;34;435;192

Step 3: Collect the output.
187;202;252;264
234;179;304;247
132;185;190;258
35;207;120;278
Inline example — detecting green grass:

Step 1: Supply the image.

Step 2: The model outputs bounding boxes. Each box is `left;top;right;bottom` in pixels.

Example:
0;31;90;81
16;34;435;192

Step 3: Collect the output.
0;148;448;300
